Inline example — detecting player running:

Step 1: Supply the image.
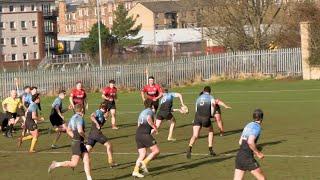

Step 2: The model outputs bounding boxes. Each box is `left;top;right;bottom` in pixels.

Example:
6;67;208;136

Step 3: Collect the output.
153;88;187;141
102;80;119;130
18;93;43;152
233;109;266;180
140;76;163;113
85;104;118;168
186;86;217;159
213;98;232;136
48;104;92;180
2;90;23;138
132;99;160;178
70;81;87;114
49;90;72;149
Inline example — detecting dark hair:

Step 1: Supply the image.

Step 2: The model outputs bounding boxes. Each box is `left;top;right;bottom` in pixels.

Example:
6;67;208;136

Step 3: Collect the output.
31;86;38;90
76;81;82;85
253;109;264;121
199;91;204;96
58;90;66;94
144;99;153;108
203;86;211;93
164;88;169;93
23;86;31;90
109;79;115;84
148;76;155;80
100;103;108;112
32;93;40;102
74;104;83;113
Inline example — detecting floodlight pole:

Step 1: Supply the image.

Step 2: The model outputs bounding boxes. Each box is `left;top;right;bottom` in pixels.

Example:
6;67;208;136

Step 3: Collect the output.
96;0;103;67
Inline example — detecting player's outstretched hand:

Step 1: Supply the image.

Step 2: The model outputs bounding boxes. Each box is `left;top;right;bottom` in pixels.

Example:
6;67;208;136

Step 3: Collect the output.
180;106;189;114
256;152;264;159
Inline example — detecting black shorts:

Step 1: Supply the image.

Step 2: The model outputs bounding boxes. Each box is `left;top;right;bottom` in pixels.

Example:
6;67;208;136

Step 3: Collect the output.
193;116;212;128
214;105;221;115
87;130;108;147
103;100;116;111
17;107;26;117
136;133;157;149
49;113;64;127
6;112;17;119
0;113;8;128
71;140;88;156
25;119;37;131
235;151;260;171
156;111;174;120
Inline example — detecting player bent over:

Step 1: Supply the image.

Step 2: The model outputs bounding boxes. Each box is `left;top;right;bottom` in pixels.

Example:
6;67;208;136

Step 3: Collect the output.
85;104;118;168
233;109;266;180
18;93;43;152
132;99;160;178
186;86;217;159
49;90;72;148
152;88;187;141
48;104;92;180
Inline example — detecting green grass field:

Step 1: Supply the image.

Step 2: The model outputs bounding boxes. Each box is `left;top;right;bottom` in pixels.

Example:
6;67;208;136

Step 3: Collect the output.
0;79;320;180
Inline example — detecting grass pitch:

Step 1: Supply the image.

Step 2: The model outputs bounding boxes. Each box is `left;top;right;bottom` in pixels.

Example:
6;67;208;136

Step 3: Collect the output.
0;79;320;180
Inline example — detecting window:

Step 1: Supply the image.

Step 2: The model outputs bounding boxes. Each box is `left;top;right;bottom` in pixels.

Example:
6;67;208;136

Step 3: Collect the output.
0;38;5;45
0;22;4;29
12;54;16;61
20;5;25;12
22;37;27;45
78;9;83;17
108;4;113;13
72;13;76;20
31;4;36;11
11;38;16;46
32;36;37;43
0;6;2;13
109;16;113;25
9;5;14;12
33;52;38;59
0;54;5;61
10;21;15;29
32;20;36;27
21;21;26;29
23;53;28;60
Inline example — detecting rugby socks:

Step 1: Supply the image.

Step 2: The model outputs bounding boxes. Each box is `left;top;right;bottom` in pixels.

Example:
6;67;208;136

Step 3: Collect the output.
108;157;113;164
22;135;33;141
188;145;192;152
133;165;140;173
142;157;152;166
29;137;38;152
86;175;92;180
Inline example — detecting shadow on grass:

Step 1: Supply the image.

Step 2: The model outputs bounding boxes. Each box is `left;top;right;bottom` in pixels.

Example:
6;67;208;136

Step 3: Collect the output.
38;144;71;152
221;140;287;154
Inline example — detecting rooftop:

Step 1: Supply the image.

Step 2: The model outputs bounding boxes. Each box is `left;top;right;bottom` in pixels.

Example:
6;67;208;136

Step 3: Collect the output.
140;1;182;13
0;0;55;3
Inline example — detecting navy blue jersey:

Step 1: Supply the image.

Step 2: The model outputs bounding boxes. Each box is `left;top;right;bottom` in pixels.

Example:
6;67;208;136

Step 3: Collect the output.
23;93;32;107
137;108;154;134
51;97;63;114
91;109;106;130
159;92;178;113
68;113;85;141
26;102;39;119
195;93;215;118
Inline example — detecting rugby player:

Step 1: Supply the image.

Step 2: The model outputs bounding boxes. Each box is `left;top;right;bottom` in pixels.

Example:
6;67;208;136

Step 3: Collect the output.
213;99;232;136
132;99;160;178
49;90;72;149
153;88;187;141
102;80;118;130
48;104;92;180
85;103;118;168
233;109;265;180
18;93;43;152
2;90;22;138
21;86;32;108
186;86;217;159
140;76;163;113
31;87;41;111
70;81;87;114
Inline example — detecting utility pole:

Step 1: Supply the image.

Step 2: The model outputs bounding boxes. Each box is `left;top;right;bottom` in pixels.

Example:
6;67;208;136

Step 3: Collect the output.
96;0;103;67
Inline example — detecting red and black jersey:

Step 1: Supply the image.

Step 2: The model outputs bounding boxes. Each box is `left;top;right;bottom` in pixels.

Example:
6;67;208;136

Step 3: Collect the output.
102;87;117;101
141;84;162;101
70;88;86;105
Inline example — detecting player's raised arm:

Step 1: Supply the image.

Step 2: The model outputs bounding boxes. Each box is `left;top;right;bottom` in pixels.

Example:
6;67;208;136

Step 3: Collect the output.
216;99;232;109
175;93;186;107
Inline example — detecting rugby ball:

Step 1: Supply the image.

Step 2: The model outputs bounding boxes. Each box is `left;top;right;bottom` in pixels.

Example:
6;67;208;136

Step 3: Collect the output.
181;106;189;114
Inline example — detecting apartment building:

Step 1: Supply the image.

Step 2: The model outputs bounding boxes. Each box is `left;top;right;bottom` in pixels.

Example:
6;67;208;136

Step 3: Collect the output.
0;0;57;70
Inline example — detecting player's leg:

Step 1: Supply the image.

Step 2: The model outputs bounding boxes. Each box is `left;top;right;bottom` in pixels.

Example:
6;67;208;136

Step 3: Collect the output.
233;169;245;180
186;125;201;159
110;109;118;130
29;129;39;152
52;124;67;148
141;144;160;173
207;124;216;156
215;113;224;136
132;148;147;178
250;168;266;180
6;117;15;137
48;155;80;173
167;116;176;141
103;141;118;167
82;152;92;180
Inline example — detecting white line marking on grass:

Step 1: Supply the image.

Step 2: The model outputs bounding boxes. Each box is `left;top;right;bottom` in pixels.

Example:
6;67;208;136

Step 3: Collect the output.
0;150;319;158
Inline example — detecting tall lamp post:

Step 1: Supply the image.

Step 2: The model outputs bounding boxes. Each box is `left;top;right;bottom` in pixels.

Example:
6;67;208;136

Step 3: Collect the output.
96;0;103;67
169;33;175;62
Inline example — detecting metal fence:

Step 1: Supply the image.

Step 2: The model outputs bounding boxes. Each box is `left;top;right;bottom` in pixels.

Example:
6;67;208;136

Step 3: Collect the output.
0;48;302;98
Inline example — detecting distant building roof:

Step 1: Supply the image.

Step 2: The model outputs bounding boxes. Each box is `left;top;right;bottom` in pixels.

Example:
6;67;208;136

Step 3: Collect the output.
0;0;54;2
140;1;182;13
